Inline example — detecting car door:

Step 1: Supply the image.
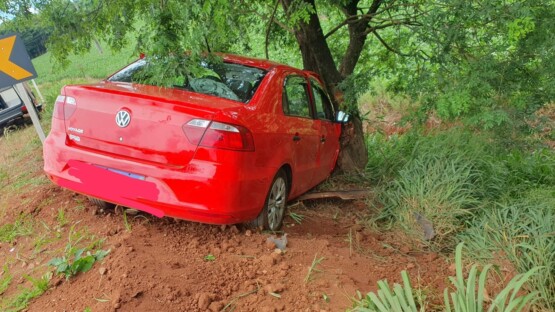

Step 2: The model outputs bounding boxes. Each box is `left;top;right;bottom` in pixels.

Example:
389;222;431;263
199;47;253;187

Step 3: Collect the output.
309;78;341;183
281;75;320;195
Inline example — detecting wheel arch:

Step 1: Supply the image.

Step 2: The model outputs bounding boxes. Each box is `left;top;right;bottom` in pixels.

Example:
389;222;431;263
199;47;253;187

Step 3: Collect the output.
279;163;292;197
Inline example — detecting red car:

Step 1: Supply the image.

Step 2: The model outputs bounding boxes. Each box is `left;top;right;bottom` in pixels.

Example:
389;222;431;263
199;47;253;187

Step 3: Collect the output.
43;54;343;230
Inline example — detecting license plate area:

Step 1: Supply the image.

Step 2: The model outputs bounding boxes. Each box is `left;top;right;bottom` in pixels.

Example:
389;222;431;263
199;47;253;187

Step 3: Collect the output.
95;165;146;180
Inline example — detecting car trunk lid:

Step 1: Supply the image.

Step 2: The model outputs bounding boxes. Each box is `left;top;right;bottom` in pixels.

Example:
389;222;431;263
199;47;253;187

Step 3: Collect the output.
62;82;242;167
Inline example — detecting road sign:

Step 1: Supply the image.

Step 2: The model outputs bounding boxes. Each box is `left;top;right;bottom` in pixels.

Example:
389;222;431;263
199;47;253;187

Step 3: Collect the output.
0;33;44;143
0;33;38;88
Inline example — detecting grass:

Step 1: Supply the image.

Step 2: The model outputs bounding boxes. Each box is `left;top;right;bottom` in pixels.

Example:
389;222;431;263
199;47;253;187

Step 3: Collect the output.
304;254;325;283
371;129;506;249
0;215;34;243
350;243;540;312
0;273;51;312
0;266;13;295
288;212;304;224
122;210;132;232
461;189;555;310
366;126;555;309
32;42;137;85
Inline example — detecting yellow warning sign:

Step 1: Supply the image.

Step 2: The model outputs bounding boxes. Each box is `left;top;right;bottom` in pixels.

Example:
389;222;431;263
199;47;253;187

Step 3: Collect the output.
0;33;37;88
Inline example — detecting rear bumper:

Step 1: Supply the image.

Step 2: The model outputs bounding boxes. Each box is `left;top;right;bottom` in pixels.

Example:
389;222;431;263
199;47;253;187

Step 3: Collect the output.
43;129;273;225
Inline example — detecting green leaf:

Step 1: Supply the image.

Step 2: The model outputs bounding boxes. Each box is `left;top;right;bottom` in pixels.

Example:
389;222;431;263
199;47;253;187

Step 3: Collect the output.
72;255;95;274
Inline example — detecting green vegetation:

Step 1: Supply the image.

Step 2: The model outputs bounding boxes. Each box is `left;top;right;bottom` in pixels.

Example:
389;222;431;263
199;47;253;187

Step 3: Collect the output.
364;120;555;309
351;243;540;312
304;254;325;283
203;254;216;262
462;191;555;310
0;215;34;243
0;273;51;312
351;271;420;312
0;265;12;295
48;247;110;280
32;42;136;85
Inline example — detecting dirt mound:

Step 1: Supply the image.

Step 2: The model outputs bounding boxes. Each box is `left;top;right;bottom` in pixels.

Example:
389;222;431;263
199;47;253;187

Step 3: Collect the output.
18;192;451;312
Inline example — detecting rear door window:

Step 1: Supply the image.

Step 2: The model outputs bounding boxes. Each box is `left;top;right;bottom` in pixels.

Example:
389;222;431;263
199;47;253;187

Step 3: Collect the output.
282;76;312;118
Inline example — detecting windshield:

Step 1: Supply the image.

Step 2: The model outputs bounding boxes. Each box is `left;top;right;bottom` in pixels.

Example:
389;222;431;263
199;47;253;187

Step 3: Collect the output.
108;59;267;103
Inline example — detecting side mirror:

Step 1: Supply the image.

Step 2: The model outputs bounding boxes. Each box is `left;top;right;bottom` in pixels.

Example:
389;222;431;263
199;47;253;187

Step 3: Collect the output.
336;111;350;123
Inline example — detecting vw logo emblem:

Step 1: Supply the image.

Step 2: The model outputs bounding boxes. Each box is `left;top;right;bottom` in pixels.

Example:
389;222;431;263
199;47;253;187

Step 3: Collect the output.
115;110;131;128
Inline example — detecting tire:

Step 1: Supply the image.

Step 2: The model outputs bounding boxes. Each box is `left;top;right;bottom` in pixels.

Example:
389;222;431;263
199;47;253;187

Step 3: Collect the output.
251;170;289;231
89;197;116;210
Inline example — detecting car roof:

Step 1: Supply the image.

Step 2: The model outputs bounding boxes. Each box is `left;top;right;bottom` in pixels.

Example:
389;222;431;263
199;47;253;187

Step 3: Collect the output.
221;53;296;71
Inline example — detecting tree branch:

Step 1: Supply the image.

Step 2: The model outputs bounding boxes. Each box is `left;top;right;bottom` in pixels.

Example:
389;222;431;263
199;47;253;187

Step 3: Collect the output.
363;19;419;36
265;0;281;59
326;1;422;39
372;30;411;57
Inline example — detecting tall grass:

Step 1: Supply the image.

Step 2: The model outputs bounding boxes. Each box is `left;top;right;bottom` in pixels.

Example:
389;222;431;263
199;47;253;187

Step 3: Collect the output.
367;126;555;309
350;243;540;312
462;189;555;310
371;129;506;248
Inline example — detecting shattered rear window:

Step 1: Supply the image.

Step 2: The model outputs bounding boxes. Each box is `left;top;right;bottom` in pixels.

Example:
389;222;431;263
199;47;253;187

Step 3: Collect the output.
108;59;267;103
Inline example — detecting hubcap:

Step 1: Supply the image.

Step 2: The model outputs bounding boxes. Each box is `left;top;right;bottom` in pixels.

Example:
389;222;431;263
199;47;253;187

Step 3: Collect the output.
267;177;286;230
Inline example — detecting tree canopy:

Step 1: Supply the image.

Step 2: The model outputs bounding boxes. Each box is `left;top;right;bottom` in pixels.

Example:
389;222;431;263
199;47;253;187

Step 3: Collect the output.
2;0;554;168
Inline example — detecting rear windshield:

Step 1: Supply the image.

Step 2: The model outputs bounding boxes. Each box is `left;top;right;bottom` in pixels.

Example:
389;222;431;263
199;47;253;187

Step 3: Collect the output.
108;59;267;103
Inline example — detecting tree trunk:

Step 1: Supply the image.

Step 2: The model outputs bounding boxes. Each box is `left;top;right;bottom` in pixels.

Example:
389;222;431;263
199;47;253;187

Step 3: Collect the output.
281;0;342;90
282;0;368;173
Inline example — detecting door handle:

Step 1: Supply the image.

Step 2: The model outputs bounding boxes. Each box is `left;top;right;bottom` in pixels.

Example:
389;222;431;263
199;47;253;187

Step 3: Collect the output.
293;134;301;141
320;136;326;143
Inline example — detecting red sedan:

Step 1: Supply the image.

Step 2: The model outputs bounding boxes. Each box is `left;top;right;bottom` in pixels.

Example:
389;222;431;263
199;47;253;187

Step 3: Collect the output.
43;54;342;230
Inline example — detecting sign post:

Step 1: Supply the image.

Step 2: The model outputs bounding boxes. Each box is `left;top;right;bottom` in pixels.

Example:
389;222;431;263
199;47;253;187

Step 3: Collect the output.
0;33;45;143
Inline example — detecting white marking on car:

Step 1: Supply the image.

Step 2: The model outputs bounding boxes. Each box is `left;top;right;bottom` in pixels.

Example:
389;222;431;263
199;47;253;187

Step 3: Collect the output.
68;127;84;134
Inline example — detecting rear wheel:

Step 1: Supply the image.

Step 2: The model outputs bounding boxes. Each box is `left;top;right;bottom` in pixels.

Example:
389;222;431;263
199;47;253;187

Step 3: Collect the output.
89;197;116;210
251;170;289;231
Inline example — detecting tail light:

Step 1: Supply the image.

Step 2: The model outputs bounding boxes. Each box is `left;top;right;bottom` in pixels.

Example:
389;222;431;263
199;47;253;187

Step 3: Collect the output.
183;119;255;151
53;95;77;120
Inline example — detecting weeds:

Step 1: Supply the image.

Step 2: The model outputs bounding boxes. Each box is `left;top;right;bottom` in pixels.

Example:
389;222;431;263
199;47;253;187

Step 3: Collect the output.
444;243;540;312
48;247;110;280
0;273;51;311
304;254;325;283
0;214;33;243
351;271;419;312
288;212;304;224
0;265;12;295
57;208;67;228
377;153;480;248
204;254;216;262
462;189;555;310
123;210;132;232
350;243;540;312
